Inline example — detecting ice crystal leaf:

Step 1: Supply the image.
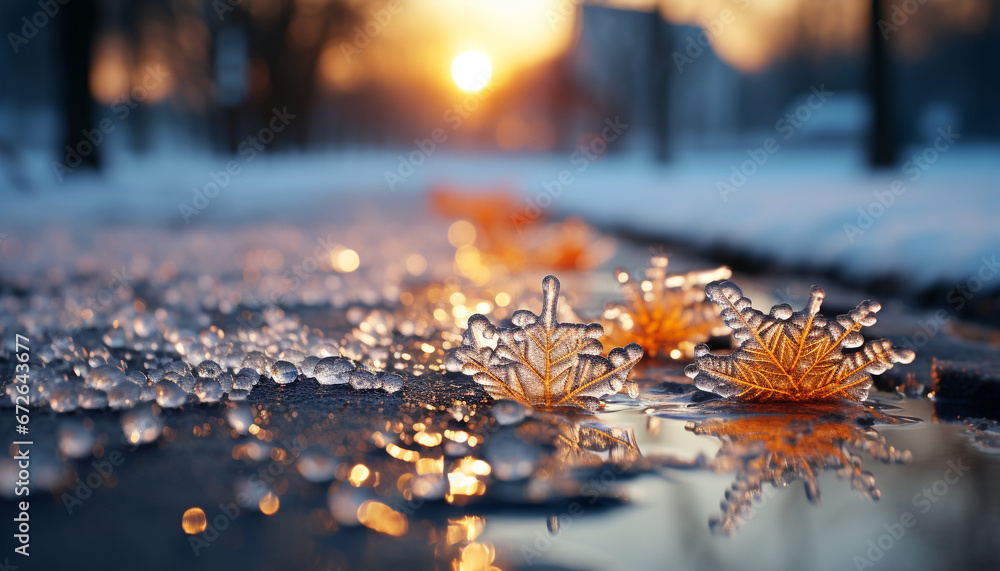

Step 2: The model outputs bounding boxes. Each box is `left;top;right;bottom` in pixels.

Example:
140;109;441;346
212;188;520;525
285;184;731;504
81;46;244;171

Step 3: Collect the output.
601;255;731;359
688;404;911;535
447;275;643;411
684;280;915;402
430;187;616;272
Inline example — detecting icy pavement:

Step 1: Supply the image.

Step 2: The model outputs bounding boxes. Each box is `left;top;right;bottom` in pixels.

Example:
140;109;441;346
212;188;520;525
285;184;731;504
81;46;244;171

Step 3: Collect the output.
1;156;999;570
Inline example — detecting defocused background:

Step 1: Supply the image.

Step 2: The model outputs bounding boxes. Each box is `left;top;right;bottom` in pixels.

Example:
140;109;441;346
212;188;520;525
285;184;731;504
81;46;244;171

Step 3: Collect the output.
2;0;999;299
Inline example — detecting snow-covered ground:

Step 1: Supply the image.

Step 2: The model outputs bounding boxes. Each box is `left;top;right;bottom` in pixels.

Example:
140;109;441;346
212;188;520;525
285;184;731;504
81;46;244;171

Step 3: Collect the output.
4;142;998;291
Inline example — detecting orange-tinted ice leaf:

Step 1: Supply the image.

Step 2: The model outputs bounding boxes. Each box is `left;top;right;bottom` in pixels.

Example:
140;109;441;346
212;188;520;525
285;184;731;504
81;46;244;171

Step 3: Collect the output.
685;280;915;402
601;255;731;359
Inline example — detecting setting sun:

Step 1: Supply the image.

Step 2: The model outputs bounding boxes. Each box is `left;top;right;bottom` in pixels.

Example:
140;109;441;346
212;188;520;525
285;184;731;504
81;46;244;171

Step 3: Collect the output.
451;51;492;93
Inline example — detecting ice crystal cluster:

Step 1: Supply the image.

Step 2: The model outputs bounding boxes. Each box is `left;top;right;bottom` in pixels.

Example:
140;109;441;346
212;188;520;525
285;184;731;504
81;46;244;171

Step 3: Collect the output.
685;280;915;402
601;255;731;359
447;276;643;411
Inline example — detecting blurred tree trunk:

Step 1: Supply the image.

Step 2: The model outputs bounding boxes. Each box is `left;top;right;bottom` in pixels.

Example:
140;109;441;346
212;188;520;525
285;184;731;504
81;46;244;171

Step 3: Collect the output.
61;0;100;171
649;8;671;162
868;0;896;167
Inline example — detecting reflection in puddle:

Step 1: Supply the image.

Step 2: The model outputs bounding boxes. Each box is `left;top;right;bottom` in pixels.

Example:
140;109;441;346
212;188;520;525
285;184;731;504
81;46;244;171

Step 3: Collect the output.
685;403;913;535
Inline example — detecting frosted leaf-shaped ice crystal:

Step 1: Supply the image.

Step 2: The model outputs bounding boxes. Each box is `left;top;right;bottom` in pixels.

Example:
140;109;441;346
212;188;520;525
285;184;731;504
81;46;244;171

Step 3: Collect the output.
601;255;731;359
447;275;643;411
685;280;915;402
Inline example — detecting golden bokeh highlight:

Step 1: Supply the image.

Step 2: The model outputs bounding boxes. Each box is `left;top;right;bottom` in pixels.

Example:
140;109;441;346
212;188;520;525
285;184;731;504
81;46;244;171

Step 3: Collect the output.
181;507;207;534
357;500;408;537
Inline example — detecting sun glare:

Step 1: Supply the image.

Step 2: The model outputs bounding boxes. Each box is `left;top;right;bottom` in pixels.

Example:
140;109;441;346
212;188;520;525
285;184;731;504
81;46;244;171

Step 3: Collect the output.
451;51;492;93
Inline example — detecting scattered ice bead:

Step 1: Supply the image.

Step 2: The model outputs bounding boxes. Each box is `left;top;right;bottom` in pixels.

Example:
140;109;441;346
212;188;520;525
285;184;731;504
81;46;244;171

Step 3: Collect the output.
348;369;379;390
241;351;271;375
444;353;463;373
86;364;127;390
491;400;531;426
48;383;81;413
108;382;142;409
121;405;162;446
296;450;339;483
378;372;403;394
233;368;260;391
139;383;157;402
270;361;298;384
196;360;222;379
165;370;196;392
217;371;234;393
315;357;354;385
155;380;186;408
194;379;224;402
225;403;254;434
300;356;320;378
126;370;148;385
79;388;109;409
58;422;96;459
278;349;306;364
228;389;250;401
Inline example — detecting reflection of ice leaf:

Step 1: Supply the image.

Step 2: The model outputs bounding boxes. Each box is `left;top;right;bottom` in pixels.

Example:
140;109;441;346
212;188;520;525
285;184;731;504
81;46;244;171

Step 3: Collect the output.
601;255;731;359
556;422;641;467
447;275;643;411
685;280;915;402
688;404;912;535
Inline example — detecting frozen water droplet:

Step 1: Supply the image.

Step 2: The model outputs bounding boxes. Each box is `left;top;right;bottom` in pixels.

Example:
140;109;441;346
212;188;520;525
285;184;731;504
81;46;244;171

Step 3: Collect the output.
300;356;320;378
296;450;339;483
377;372;403;393
86;364;127;391
228;389;250;401
155;380;186;408
194;379;224;402
278;349;306;365
444;354;463;373
349;369;379;390
196;360;222;379
139;383;157;402
241;351;271;375
108;382;142;409
217;371;234;393
225;403;254;434
233;368;260;391
315;357;354;385
48;383;80;413
126;370;148;385
166;370;196;392
270;361;298;384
